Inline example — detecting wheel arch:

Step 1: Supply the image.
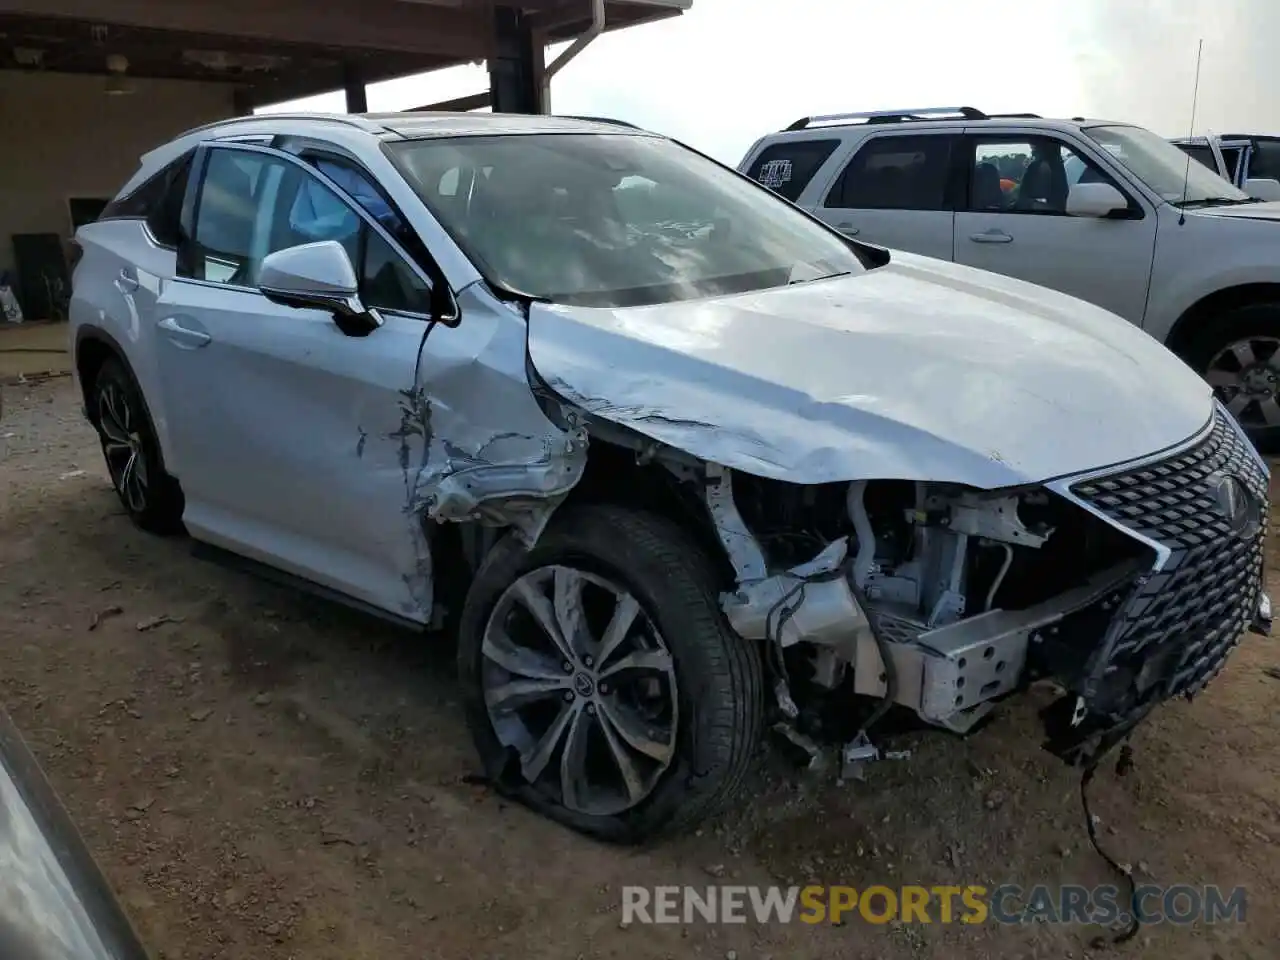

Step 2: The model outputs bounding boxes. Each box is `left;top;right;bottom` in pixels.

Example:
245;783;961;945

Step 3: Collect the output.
1165;283;1280;359
74;325;131;426
74;324;175;478
559;438;737;589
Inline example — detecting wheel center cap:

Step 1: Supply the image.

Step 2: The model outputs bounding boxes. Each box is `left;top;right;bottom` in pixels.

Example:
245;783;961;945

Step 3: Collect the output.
573;672;596;698
1242;367;1277;394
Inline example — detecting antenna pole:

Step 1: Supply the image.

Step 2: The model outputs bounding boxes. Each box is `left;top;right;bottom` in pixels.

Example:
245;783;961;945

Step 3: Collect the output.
1178;39;1205;225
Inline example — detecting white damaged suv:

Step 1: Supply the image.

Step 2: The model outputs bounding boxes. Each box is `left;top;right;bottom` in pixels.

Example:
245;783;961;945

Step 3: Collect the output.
71;112;1270;842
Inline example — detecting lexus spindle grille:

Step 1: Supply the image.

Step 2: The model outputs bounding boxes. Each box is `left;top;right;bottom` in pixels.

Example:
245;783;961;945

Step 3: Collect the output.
1070;409;1268;703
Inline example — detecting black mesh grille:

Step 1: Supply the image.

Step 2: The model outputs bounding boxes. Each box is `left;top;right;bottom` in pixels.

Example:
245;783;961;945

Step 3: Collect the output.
1069;409;1268;702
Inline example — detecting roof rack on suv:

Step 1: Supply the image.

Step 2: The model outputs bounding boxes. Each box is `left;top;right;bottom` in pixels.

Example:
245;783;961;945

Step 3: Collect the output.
177;112;384;140
784;106;987;131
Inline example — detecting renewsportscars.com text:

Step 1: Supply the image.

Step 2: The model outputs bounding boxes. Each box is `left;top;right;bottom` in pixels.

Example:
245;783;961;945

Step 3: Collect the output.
621;884;1247;927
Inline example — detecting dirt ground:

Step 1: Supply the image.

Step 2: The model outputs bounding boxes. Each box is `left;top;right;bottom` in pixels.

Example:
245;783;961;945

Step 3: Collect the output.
1;377;1278;960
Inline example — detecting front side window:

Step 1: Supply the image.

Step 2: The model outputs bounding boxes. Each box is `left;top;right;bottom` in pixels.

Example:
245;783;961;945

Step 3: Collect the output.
1084;124;1251;206
189;150;278;284
184;148;430;313
388;133;864;308
824;134;955;212
309;158;410;238
965;136;1128;215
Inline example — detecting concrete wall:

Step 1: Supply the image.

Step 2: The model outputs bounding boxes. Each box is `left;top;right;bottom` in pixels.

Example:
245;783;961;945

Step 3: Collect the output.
0;71;235;291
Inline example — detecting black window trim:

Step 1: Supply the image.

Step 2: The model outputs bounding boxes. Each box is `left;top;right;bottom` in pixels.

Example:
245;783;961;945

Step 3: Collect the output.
958;132;1145;220
149;153;193;250
822;131;961;212
173;139;453;323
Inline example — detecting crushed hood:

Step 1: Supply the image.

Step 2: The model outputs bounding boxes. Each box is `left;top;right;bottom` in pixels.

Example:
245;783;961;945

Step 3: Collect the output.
526;253;1213;488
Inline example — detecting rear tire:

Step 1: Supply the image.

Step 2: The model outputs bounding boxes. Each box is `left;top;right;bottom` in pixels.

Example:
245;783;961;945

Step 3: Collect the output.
90;357;184;534
457;504;763;843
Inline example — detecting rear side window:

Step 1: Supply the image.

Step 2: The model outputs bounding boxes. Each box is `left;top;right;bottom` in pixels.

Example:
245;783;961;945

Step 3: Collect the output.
744;139;839;201
100;151;193;247
825;134;955;211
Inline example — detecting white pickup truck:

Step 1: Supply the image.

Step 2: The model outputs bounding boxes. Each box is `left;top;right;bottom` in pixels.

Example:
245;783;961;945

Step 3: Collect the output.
740;107;1280;441
1172;133;1280;200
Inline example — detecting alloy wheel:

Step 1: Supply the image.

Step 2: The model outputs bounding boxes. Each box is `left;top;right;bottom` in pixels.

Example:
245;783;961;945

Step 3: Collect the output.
480;564;678;817
97;380;149;514
1207;336;1280;429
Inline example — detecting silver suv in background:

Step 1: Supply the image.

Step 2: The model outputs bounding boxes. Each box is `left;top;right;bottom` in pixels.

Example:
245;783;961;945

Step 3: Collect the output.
741;107;1280;442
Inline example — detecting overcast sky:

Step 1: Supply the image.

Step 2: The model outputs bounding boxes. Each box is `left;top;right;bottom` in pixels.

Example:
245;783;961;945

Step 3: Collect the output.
264;0;1272;164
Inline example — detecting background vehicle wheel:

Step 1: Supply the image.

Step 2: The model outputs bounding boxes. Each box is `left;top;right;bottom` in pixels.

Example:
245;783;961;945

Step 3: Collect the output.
457;504;763;843
1184;303;1280;450
91;357;184;534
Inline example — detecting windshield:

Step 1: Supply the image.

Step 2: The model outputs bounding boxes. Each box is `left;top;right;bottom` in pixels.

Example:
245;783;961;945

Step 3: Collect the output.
1083;124;1252;206
387;133;864;308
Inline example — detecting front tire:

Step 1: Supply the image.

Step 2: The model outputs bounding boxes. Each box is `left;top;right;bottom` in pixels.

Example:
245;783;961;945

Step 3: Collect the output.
91;357;184;534
1184;303;1280;449
457;504;763;843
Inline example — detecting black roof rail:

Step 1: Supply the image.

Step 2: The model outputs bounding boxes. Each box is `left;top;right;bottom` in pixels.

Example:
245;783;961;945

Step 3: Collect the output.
986;112;1042;119
785;106;987;131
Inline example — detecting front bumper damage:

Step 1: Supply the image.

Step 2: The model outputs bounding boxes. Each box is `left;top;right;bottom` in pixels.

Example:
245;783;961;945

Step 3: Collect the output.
713;404;1272;769
1040;406;1271;765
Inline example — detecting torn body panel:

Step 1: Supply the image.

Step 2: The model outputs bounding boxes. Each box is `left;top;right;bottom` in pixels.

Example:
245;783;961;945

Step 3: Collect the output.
164;279;583;630
406;283;587;550
700;402;1270;756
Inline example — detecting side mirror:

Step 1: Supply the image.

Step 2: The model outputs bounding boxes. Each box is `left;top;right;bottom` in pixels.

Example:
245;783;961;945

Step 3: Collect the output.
257;240;383;337
1243;177;1280;201
1066;182;1128;218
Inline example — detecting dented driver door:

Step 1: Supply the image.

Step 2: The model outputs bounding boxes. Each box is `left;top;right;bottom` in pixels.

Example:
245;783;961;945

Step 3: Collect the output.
155;143;437;620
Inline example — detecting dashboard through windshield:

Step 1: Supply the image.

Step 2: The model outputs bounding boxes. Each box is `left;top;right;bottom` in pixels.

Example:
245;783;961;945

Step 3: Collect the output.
386;133;865;308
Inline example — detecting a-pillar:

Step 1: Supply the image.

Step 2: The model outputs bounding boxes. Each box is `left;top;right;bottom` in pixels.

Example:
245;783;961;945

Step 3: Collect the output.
488;5;546;114
343;63;369;114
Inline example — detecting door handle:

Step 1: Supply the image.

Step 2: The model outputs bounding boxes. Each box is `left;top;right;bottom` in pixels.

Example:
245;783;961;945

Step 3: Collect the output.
836;223;860;235
969;229;1013;244
157;316;212;349
114;269;139;293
